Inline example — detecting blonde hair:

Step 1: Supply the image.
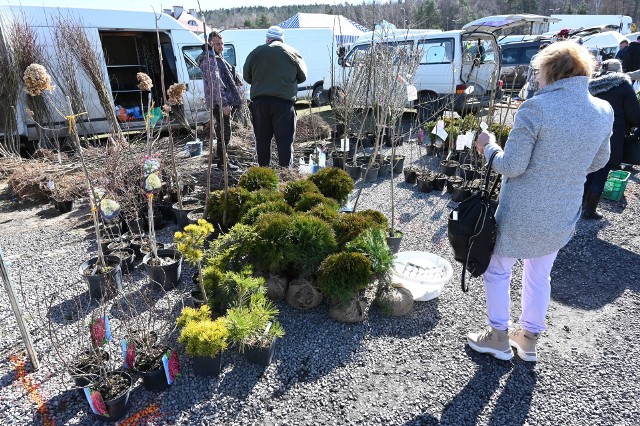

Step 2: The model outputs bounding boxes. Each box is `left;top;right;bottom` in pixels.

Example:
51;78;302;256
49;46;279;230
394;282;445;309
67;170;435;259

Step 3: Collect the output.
532;41;594;84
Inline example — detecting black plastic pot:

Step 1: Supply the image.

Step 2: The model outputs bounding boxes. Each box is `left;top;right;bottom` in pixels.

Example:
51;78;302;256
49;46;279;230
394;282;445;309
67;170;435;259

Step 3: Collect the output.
245;339;277;366
191;289;206;308
345;161;362;180
417;176;434;193
378;161;391;178
459;164;479;181
391;155;405;174
331;153;346;169
452;187;472;202
143;249;183;290
425;144;435;156
440;160;460;177
71;349;110;391
139;365;169;392
403;169;417;184
80;256;123;300
192;353;223;376
55;200;74;213
140;242;167;259
172;200;202;230
446;176;464;193
110;248;136;275
187;207;205;225
360;163;380;183
106;240;130;254
433;175;447;191
386;230;403;254
91;371;132;422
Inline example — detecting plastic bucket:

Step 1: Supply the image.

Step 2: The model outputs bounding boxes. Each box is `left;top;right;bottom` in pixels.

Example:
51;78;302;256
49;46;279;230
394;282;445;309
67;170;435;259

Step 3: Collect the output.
391;251;453;301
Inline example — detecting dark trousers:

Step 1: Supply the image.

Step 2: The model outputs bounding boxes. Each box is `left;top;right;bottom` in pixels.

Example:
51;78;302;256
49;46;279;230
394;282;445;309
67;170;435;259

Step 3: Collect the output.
250;96;296;167
213;105;231;163
585;163;611;195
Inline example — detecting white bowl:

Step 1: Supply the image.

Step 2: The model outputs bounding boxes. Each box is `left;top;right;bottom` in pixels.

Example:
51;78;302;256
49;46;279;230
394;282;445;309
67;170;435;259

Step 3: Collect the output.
390;251;453;301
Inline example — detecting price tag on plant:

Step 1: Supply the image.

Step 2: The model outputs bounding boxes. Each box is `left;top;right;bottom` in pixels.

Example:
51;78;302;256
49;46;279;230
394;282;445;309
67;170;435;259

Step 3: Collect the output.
84;387;109;417
121;339;136;369
162;349;180;385
406;85;418;102
89;314;112;347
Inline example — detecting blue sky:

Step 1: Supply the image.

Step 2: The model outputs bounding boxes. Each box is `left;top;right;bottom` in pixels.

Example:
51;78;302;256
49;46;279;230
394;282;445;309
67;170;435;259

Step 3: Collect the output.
0;0;351;11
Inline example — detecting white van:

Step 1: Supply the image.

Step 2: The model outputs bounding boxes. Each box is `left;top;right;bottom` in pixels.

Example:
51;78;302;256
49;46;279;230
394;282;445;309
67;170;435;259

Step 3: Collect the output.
0;5;207;146
218;28;336;104
326;15;557;121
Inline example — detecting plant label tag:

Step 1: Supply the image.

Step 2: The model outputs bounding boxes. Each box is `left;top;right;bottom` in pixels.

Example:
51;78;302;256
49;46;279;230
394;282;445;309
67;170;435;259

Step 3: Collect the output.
480;122;489;131
122;339;136;369
89;315;111;347
340;138;349;152
84;387;109;417
452;211;459;221
407;85;418;101
456;135;466;151
48;180;55;190
162;349;180;385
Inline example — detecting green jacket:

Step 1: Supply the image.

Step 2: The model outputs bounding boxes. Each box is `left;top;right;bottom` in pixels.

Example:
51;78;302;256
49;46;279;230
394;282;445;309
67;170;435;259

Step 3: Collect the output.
243;40;307;101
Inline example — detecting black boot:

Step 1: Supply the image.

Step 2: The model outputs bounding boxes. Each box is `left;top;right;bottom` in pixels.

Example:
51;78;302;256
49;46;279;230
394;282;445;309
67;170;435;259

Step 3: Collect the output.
582;192;603;220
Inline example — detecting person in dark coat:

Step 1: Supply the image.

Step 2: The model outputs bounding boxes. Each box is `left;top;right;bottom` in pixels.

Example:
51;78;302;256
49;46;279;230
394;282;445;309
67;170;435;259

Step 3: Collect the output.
200;30;244;170
615;40;630;71
624;35;640;72
584;59;640;219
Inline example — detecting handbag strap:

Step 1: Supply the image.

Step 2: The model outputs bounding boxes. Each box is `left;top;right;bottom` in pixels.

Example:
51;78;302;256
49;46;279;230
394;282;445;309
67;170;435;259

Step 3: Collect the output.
482;151;499;193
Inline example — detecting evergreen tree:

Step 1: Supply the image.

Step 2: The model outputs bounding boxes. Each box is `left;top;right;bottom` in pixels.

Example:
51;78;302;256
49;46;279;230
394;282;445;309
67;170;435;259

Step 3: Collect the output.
414;0;441;29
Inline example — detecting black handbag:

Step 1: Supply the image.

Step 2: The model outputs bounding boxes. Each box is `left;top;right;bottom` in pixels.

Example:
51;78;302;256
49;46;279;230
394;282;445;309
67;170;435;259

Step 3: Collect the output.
447;151;499;292
622;128;640;165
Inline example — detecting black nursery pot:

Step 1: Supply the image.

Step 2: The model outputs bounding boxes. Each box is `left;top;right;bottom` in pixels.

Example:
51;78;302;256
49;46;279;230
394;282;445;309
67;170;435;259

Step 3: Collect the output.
433;175;447;191
55;200;74;213
440;160;460;177
80;256;123;300
446;176;464;193
245;339;277;367
72;349;110;391
143;249;183;290
391;156;405;174
139;365;169;392
417;176;434;193
345;161;362;181
403;169;417;184
192;353;223;376
386;230;403;254
92;371;132;423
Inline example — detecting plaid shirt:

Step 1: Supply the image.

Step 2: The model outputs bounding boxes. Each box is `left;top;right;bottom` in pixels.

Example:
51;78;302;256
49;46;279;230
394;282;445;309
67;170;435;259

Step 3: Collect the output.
199;51;242;108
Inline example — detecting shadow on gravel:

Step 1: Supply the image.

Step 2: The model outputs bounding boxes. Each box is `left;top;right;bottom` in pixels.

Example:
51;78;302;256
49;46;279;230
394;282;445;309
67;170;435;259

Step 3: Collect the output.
552;229;640;310
47;289;95;325
432;348;535;426
368;298;441;338
40;387;87;426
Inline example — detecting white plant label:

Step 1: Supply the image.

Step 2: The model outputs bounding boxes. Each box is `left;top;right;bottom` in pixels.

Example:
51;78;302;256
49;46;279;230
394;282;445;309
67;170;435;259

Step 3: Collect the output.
48;180;55;190
480;122;488;131
407;85;418;101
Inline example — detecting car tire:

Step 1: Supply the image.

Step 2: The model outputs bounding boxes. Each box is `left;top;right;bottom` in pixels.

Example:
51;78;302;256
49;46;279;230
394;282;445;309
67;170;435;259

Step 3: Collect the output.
312;85;328;107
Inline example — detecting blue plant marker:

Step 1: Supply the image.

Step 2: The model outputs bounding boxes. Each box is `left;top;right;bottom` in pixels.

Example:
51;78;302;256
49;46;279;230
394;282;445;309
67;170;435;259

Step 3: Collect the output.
121;339;128;369
104;314;112;343
162;353;172;385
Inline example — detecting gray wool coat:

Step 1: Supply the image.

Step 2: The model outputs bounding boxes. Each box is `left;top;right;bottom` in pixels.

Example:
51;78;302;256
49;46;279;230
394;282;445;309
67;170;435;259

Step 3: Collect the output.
484;76;613;259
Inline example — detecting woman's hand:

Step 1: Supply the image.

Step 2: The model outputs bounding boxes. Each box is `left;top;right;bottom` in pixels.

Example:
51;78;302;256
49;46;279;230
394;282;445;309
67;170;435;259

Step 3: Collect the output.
476;130;494;155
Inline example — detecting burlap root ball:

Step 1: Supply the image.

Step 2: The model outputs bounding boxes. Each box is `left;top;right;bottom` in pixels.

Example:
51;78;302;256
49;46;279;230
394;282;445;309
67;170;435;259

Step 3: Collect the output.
376;286;414;316
285;277;323;310
265;275;288;302
329;297;367;323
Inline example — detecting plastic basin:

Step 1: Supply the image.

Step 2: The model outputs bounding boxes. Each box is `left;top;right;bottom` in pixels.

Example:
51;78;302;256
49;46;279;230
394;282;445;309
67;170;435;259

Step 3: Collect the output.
390;251;453;301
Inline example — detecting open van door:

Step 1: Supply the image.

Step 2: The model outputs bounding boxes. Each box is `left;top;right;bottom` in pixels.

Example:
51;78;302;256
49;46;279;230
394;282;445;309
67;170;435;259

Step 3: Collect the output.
459;15;561;109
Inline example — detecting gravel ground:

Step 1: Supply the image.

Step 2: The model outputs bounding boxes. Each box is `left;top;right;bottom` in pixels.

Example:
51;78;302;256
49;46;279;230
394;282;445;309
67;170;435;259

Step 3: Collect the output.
0;137;639;425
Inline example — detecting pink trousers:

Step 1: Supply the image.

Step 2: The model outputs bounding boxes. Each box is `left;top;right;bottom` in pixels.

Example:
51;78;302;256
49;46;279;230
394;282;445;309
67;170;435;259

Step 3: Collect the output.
482;251;558;334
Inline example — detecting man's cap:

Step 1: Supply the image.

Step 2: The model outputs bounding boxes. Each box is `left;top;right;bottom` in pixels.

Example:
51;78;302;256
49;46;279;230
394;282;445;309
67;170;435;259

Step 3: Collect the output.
266;26;284;41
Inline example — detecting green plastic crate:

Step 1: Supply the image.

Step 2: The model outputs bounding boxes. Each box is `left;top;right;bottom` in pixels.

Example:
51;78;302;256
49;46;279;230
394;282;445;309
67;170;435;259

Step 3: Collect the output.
602;170;631;201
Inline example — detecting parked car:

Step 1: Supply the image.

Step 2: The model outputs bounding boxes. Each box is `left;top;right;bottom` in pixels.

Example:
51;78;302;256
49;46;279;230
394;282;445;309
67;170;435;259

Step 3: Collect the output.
499;38;550;93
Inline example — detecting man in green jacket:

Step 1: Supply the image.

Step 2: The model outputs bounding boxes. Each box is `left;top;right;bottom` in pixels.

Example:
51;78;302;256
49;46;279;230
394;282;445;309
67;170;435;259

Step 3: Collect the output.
243;26;307;167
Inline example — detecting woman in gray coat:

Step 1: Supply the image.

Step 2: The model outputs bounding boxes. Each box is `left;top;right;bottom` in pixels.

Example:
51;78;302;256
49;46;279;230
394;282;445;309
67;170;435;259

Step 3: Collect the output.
468;42;613;361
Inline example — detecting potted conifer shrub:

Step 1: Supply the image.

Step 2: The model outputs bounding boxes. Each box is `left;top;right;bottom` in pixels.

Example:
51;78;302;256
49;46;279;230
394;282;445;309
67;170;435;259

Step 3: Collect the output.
177;306;229;376
317;251;372;323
